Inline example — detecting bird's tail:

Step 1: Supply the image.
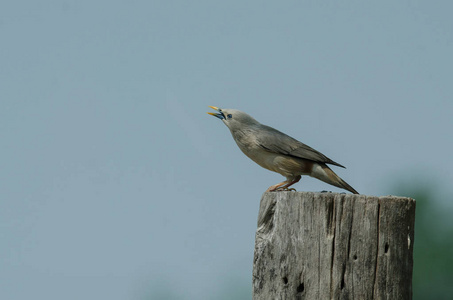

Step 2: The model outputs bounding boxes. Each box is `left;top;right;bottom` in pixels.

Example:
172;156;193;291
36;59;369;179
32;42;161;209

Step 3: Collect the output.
311;163;359;194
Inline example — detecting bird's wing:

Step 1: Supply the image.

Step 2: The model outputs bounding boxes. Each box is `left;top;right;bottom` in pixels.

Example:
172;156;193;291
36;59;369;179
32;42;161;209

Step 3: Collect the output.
256;125;345;168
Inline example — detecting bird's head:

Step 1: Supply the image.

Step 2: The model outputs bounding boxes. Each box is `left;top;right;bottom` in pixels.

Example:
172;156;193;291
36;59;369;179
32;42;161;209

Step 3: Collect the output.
207;106;259;132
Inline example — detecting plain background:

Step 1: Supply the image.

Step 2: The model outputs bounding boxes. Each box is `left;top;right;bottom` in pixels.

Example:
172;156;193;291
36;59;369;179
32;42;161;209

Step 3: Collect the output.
1;1;452;299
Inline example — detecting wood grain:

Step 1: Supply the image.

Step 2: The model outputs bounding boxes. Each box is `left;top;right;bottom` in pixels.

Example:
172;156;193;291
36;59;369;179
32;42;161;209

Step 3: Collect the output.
253;192;415;300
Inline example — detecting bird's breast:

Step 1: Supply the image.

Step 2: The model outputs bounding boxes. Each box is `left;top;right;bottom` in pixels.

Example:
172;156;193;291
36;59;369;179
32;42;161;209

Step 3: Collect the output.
232;131;313;177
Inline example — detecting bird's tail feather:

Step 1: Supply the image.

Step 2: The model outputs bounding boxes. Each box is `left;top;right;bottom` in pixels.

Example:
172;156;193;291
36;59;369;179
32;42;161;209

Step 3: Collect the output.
312;164;359;194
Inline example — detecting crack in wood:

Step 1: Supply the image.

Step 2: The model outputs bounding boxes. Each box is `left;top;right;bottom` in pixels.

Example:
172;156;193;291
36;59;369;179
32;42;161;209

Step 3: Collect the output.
372;201;381;299
329;195;337;298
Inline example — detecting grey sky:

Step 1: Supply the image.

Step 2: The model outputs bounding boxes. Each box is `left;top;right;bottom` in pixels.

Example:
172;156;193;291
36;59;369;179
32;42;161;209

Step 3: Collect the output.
1;1;452;299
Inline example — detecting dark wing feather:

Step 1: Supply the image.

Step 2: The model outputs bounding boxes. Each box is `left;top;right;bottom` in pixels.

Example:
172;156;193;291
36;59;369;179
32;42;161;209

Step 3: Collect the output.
256;125;345;168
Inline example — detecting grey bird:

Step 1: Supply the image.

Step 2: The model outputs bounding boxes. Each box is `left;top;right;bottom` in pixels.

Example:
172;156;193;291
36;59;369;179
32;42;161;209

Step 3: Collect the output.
207;106;358;194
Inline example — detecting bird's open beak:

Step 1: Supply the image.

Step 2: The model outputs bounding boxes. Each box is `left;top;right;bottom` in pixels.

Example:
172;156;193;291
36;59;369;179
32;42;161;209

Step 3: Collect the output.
207;106;225;120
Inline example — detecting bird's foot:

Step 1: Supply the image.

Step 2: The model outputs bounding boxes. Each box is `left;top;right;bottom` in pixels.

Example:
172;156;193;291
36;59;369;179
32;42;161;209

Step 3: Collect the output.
266;178;299;192
266;183;284;192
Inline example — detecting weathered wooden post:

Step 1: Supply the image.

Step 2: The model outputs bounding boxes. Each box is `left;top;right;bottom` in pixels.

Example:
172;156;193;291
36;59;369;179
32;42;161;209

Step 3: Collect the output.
253;192;415;300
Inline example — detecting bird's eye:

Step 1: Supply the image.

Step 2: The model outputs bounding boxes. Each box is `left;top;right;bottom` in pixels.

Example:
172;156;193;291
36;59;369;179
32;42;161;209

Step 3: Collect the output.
227;114;232;119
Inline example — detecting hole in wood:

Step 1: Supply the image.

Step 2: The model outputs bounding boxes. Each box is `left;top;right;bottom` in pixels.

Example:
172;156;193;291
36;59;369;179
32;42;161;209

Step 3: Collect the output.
297;282;304;293
353;254;358;260
385;242;389;254
341;278;345;290
282;277;288;285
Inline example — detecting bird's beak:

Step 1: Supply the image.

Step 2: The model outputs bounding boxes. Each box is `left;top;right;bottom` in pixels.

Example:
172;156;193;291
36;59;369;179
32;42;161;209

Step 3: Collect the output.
207;106;225;120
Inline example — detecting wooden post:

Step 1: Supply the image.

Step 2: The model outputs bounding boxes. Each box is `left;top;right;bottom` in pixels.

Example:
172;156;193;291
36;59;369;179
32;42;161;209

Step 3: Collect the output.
253;192;415;300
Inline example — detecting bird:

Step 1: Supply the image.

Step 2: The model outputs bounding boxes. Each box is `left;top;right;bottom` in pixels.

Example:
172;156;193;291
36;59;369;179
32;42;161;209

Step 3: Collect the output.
207;106;358;194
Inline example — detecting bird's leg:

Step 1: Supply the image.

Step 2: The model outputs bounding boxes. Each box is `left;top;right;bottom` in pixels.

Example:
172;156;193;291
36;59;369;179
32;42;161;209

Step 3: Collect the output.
276;175;301;191
267;176;301;192
266;181;288;192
